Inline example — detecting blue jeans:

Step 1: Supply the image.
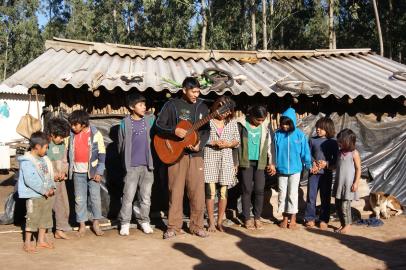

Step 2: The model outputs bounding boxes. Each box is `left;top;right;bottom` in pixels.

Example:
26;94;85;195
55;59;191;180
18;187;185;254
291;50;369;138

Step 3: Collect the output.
118;166;154;225
73;172;102;223
304;173;333;223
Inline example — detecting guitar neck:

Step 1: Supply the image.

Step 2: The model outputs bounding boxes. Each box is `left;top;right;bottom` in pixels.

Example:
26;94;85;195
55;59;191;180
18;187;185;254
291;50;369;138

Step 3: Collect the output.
189;113;215;133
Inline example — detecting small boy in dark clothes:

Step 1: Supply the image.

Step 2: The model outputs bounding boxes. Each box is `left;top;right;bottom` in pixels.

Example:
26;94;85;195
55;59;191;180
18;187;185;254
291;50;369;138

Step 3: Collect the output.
304;117;339;229
118;93;155;236
45;117;71;239
67;110;106;236
18;132;56;253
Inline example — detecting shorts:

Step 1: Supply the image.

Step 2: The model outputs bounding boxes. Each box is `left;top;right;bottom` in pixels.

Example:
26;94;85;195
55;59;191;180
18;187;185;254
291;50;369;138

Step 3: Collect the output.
205;183;228;200
25;196;54;232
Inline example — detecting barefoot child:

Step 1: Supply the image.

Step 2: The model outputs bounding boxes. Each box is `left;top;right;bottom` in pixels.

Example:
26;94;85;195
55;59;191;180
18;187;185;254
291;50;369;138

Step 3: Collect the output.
274;108;312;229
204;96;239;232
333;129;361;234
46;118;71;239
304;117;338;229
118;93;155;236
67;110;106;236
18;132;56;253
237;105;275;230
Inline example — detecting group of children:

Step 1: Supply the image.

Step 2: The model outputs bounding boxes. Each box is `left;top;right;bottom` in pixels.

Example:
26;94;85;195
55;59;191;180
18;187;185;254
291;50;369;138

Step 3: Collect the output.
18;76;361;252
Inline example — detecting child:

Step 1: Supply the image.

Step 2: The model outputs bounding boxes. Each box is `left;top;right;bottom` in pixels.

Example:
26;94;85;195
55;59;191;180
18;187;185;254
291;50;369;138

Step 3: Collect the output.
204;96;240;232
333;128;361;234
274;108;312;229
237;105;275;230
46;118;71;239
67;110;106;236
18;131;56;253
304;117;338;229
117;93;155;236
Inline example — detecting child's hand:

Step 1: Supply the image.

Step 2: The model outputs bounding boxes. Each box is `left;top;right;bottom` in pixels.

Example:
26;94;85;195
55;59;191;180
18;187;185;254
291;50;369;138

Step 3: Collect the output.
216;140;229;149
93;174;102;183
45;189;55;198
351;182;359;192
317;160;328;169
186;141;200;152
266;164;276;176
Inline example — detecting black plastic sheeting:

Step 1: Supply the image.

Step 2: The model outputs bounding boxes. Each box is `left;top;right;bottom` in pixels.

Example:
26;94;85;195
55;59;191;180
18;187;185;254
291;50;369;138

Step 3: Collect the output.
1;113;405;225
297;113;406;206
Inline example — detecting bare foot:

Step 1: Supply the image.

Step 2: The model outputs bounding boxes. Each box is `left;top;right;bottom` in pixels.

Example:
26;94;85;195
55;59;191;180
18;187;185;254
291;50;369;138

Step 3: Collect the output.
279;217;288;229
305;220;315;228
319;222;328;230
216;223;225;232
207;224;217;233
55;230;70;240
288;221;298;230
23;243;37;254
78;222;86;237
92;221;104;236
338;225;351;234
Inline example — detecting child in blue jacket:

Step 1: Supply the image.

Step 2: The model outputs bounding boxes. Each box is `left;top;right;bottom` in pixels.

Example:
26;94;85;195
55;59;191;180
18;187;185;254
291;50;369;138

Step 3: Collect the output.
18;132;56;253
274;108;312;229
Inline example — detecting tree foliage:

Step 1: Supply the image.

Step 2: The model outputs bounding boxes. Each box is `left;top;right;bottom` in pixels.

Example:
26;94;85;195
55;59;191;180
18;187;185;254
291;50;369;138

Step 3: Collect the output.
1;0;406;80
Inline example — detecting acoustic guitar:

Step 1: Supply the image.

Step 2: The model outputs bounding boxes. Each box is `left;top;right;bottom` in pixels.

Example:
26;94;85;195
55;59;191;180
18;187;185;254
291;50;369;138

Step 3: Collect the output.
154;101;235;164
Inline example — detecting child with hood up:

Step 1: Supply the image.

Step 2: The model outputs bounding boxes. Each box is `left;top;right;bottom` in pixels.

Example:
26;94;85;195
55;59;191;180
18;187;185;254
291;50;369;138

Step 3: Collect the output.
273;108;312;229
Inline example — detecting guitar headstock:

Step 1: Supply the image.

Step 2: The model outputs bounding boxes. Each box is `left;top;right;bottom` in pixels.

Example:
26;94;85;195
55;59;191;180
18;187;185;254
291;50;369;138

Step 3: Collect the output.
214;100;236;117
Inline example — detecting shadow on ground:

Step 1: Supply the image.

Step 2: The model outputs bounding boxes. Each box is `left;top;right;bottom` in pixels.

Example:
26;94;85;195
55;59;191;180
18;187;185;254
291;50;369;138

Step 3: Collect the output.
173;242;255;270
307;228;406;270
174;227;343;270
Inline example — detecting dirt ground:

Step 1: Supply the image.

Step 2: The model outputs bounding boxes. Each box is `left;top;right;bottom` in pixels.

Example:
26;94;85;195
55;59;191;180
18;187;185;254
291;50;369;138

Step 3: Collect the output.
0;216;405;270
1;171;406;270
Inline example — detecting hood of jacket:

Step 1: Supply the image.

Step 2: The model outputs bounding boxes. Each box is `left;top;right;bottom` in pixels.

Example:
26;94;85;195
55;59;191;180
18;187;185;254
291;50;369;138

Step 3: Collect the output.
282;108;297;128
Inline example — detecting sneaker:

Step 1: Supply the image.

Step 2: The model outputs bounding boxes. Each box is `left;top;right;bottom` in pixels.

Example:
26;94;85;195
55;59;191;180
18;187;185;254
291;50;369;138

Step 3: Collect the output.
140;222;154;234
120;223;130;236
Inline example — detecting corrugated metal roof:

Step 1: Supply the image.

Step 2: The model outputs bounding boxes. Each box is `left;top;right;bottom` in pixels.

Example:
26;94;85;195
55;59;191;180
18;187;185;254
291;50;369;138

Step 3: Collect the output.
45;37;372;61
0;84;28;95
2;38;406;98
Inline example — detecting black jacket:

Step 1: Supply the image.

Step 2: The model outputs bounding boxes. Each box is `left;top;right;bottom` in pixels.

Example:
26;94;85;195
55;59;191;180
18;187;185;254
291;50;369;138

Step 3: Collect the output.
155;97;210;157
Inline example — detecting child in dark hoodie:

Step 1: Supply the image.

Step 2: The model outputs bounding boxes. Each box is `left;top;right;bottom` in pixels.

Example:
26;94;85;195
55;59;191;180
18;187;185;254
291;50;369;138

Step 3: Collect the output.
273;108;312;229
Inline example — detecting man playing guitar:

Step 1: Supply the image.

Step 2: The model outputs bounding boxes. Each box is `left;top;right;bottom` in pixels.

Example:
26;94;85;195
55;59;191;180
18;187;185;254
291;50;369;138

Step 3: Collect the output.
155;77;210;239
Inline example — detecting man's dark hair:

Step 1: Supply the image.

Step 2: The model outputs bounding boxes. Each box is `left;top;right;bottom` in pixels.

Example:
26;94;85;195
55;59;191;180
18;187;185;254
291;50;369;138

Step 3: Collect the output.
182;77;200;90
315;117;336;138
279;116;295;132
29;131;49;149
248;105;267;119
68;110;89;126
337;128;356;152
127;92;146;108
45;118;70;137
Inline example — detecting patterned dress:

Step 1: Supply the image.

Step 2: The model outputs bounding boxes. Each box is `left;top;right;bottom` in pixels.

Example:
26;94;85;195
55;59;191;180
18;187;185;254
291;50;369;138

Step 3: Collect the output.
204;119;240;187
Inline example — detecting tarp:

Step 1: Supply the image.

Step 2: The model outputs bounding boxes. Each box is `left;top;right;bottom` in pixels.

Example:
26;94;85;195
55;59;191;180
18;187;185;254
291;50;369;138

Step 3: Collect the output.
297;113;406;205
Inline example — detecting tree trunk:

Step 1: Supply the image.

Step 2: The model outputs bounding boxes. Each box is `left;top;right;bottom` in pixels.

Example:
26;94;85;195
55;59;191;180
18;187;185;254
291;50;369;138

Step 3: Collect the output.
269;0;274;49
328;0;336;49
201;0;207;50
372;0;384;56
388;0;393;59
262;0;267;50
250;0;257;50
3;32;8;80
